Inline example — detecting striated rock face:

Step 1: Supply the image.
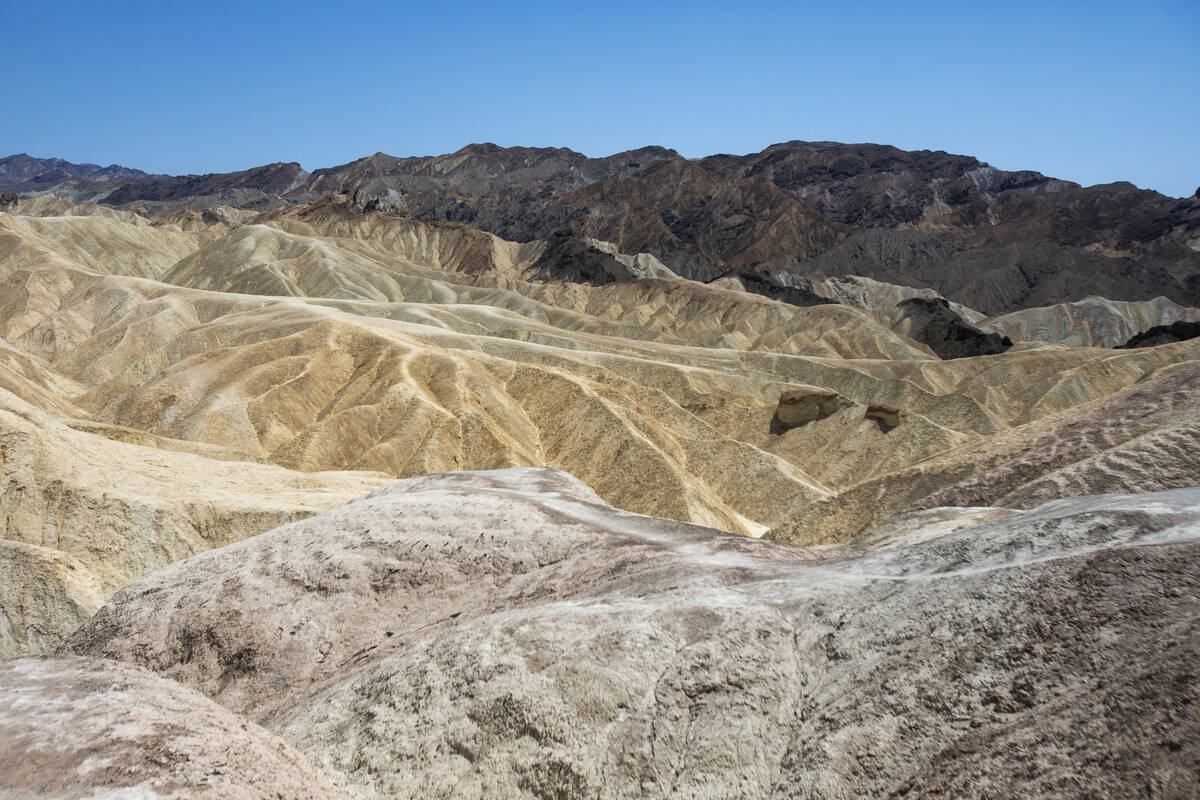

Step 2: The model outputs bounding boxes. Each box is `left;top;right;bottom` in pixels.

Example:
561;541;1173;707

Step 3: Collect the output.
984;295;1200;348
772;389;841;432
865;402;902;431
64;468;1200;800
895;296;1012;359
769;361;1200;545
0;656;356;799
0;399;388;658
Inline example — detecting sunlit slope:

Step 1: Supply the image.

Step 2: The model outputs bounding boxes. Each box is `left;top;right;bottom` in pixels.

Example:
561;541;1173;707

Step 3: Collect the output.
2;200;1199;544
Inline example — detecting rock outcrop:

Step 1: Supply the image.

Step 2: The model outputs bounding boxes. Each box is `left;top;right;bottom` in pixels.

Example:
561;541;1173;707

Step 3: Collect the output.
984;295;1200;348
895;296;1012;359
865;402;902;431
0;656;356;799
771;388;842;432
63;468;1200;800
526;229;646;284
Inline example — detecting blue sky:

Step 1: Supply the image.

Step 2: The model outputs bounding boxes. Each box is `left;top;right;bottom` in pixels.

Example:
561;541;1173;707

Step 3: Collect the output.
4;0;1198;196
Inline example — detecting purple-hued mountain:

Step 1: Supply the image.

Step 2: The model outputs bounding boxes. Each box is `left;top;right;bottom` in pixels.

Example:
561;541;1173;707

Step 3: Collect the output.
5;142;1198;314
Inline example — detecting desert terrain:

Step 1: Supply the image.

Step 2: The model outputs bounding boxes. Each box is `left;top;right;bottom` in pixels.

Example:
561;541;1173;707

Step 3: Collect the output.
1;143;1198;798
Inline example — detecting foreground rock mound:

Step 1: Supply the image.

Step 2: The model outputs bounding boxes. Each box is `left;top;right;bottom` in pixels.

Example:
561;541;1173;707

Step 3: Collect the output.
66;468;1200;799
0;656;355;799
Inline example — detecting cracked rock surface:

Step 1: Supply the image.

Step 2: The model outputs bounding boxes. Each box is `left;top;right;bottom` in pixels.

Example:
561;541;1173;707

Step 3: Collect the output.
62;467;1200;799
0;655;358;799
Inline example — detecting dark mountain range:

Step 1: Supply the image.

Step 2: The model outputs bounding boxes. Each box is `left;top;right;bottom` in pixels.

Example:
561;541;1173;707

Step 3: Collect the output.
304;142;679;197
0;154;148;191
101;161;310;207
4;141;1198;313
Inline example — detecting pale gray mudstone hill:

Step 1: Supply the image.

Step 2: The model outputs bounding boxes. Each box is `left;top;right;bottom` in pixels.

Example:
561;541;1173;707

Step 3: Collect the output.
59;467;1200;800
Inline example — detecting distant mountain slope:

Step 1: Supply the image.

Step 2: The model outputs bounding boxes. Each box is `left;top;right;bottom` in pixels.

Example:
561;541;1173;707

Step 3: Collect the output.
7;141;1199;312
304;142;679;197
0;153;148;191
101;161;310;207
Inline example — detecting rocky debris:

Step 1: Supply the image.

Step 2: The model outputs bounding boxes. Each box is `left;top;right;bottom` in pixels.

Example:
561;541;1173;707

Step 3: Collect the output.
1117;319;1200;348
0;656;356;799
63;469;1200;800
0;192;16;212
865;402;902;431
771;388;842;433
896;296;1012;358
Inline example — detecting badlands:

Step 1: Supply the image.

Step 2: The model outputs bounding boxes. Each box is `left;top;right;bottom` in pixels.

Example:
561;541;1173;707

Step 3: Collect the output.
1;144;1199;798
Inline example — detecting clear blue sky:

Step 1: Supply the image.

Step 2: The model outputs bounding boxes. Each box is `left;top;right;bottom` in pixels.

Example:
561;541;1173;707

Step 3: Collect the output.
4;0;1198;196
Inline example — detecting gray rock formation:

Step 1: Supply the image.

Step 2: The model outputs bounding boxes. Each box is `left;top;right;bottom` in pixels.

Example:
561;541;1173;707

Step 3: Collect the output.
64;467;1200;799
0;656;356;799
983;295;1200;348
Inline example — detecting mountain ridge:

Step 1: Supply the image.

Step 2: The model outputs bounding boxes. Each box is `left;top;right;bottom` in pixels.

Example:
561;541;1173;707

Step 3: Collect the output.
5;140;1199;314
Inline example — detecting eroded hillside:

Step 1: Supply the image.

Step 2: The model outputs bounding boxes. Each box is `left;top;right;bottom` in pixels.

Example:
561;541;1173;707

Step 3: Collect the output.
2;193;1198;661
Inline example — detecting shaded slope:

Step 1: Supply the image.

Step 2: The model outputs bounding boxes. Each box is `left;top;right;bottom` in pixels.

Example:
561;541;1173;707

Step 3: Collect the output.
894;296;1012;359
1118;320;1200;348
